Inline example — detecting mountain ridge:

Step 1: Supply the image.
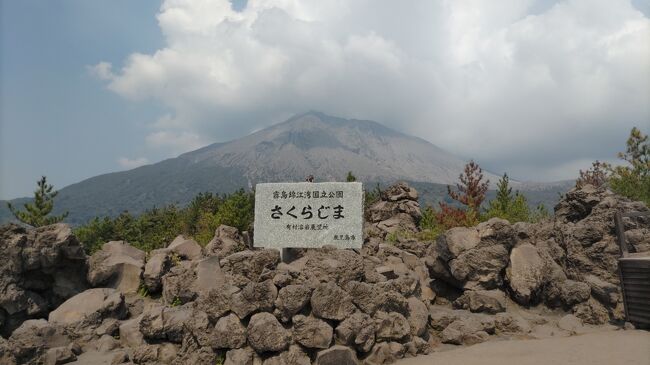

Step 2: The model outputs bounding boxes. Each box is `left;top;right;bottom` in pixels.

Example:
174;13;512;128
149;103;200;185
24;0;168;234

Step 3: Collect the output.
0;112;573;225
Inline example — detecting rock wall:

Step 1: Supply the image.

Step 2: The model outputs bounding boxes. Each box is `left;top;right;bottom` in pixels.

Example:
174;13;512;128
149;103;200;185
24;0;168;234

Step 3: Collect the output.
0;182;647;365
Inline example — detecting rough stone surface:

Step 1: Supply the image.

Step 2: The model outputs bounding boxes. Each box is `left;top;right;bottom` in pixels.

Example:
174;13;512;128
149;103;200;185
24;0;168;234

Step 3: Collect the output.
292;315;333;349
231;280;277;319
48;288;126;326
247;312;290;353
311;282;356;321
374;311;411;341
453;289;507;314
0;223;88;336
314;345;359;365
213;313;247;349
274;284;311;322
335;312;375;353
167;235;203;260
406;297;428;336
88;240;145;294
143;249;171;293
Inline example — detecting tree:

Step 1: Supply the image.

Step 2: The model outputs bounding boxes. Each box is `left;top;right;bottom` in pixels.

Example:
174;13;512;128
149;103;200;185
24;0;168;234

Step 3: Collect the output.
8;176;68;227
607;127;650;205
346;171;357;182
445;160;489;225
576;160;608;188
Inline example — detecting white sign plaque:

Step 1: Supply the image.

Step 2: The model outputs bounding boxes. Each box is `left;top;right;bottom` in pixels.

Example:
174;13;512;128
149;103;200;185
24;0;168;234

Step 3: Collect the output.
253;182;363;249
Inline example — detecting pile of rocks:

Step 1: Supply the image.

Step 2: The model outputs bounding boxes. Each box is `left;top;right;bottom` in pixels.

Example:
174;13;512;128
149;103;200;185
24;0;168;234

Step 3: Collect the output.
0;182;647;365
0;224;88;337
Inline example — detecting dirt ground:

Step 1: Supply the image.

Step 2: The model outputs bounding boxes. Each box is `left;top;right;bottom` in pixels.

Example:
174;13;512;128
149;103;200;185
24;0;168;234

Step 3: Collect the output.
396;329;650;365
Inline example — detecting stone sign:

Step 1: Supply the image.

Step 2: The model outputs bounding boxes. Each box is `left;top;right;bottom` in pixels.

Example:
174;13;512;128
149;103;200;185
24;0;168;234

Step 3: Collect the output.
253;182;363;249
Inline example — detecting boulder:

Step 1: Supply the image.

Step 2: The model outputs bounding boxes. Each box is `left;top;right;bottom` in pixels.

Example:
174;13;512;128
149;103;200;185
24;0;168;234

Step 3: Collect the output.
48;288;126;327
231;280;277;319
43;346;76;365
301;248;365;285
119;315;144;348
374;311;411;341
506;243;549;305
314;345;359;365
494;313;531;334
167;235;203;260
205;225;245;259
544;280;591;309
573;298;610;325
161;263;197;305
7;319;70;364
453;289;506;314
212;313;247;349
246;312;290;353
440;315;495;345
584;274;619;306
311;282;356;321
427;219;514;290
335;312;375;353
557;314;584;333
139;305;193;343
274;284;311;322
0;223;88;336
143;249;171;293
193;256;226;294
195;284;239;323
292;315;333;349
87;241;145;294
344;281;409;316
220;250;280;283
406;297;429;336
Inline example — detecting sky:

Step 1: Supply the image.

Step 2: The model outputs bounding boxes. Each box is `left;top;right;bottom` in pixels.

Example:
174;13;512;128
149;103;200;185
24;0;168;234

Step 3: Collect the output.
1;0;649;200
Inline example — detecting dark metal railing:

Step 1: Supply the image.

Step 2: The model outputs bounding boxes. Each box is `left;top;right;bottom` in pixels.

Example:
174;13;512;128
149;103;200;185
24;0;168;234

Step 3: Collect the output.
614;211;650;327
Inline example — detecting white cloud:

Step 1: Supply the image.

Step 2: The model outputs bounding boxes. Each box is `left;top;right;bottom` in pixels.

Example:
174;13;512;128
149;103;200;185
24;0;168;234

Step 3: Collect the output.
88;62;114;80
96;0;650;181
117;157;149;169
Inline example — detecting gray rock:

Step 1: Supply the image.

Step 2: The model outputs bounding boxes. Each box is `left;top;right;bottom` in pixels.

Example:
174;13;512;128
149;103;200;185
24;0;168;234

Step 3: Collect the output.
213;313;247;349
195;284;239;323
545;280;591;309
584;274;619;306
48;288;126;326
311;282;356;321
193;256;226;294
161;263;197;305
220;250;280;283
494;313;531;334
292;315;333;349
335;312;375;353
167;235;203;260
364;342;405;365
205;225;245;259
119;315;144;348
428;306;463;331
247;312;290;353
263;345;310;365
453;289;506;314
231;280;277;319
314;345;359;365
274;284;311;322
573;298;610;325
143;250;171;293
88;241;145;294
139;305;193;343
225;347;255;365
0;224;88;336
8;319;70;364
506;243;548;305
440;315;495;345
43;346;76;365
406;297;429;336
374;311;411;341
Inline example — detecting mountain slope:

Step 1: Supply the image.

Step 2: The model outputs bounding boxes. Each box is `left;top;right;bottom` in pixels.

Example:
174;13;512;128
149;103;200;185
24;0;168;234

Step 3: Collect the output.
1;112;567;225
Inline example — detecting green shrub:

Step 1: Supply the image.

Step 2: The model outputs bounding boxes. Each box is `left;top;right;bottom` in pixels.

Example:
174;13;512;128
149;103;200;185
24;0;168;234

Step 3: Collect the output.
607;127;650;206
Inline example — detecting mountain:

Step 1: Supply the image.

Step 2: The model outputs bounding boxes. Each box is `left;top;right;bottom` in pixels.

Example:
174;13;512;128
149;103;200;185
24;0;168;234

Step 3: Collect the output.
0;112;571;225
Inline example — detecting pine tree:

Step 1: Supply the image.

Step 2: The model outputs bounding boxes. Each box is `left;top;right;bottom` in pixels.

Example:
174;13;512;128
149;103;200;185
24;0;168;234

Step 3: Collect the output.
607;127;650;206
7;176;68;227
447;160;489;223
491;173;513;213
346;171;357;182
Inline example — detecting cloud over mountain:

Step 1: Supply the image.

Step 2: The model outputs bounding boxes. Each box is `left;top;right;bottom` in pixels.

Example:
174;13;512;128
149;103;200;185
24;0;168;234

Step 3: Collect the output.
93;0;650;181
